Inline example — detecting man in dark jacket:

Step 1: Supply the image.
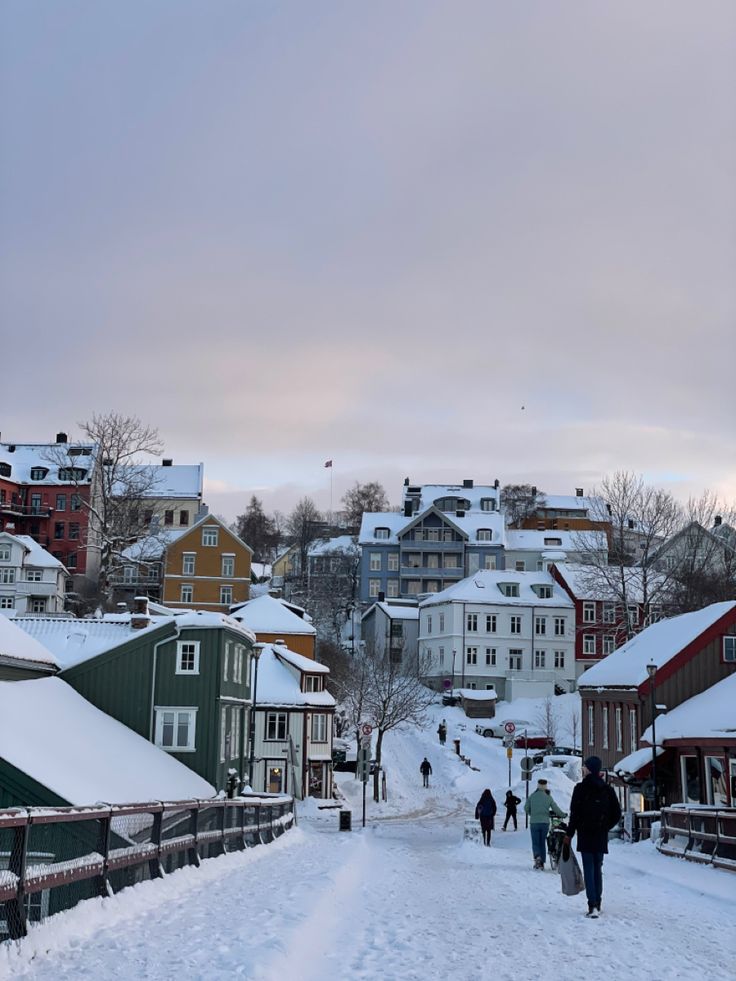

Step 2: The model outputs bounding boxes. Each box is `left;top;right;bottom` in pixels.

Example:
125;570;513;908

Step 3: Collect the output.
420;758;433;787
564;756;622;918
502;790;522;831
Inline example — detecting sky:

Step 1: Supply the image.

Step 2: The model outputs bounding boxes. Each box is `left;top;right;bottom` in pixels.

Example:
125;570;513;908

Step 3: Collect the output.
1;1;735;522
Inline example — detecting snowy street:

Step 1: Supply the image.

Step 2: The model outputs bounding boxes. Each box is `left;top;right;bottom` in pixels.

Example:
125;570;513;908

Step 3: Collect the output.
3;699;734;981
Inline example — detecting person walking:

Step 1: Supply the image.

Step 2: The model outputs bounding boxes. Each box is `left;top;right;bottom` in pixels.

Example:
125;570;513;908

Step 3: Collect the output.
502;790;522;831
563;756;622;918
475;789;497;846
524;777;565;869
420;757;433;788
437;721;447;746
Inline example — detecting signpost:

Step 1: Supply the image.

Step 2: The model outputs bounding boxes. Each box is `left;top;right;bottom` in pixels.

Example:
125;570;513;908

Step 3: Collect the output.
504;721;516;735
359;723;373;828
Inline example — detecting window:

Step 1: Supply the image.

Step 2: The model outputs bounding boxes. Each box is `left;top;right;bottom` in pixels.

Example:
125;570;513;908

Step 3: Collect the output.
603;635;615;655
55;494;67;511
176;641;200;674
370;552;382;571
30;493;42;513
179;510;189;526
705;757;728;806
266;712;288;740
509;650;522;671
583;635;596;655
388;552;399;572
406;580;420;595
544;537;562;546
534;650;546;668
220;585;233;606
0;545;10;562
535;616;546;636
466;646;478;665
588;705;594;746
554;617;566;636
311;714;327;742
58;467;87;481
0;596;14;609
25;570;43;582
30;467;48;480
723;637;736;663
477;529;492;541
66;552;77;569
369;578;381;598
499;583;519;597
485;647;496;666
438;647;445;666
374;527;390;539
0;569;16;584
69;522;80;540
627;605;640;626
515;560;526;572
54;522;65;540
155;708;196;752
482;614;494;633
480;498;495;511
29;598;46;613
163;510;174;526
629;708;637;749
602;706;609;749
305;675;322;692
70;494;81;511
510;615;521;634
583;602;595;623
220;707;231;762
535;585;552;599
221;555;235;577
426;615;432;634
483;555;497;570
615;707;623;751
202;526;219;547
554;650;565;669
180;584;193;603
232;646;243;684
602;602;615;624
439;613;445;631
467;613;478;631
387;580;399;598
444;554;460;569
182;553;196;575
426;554;439;569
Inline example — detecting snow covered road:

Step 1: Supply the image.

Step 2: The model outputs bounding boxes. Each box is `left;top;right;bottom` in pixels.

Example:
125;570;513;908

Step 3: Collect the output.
3;699;734;981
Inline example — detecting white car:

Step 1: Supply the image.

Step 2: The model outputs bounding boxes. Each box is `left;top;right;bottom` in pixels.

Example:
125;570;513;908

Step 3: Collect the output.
474;718;532;739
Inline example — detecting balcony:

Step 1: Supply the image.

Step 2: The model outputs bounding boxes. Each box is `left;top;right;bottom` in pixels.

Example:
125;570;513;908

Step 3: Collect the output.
107;571;161;587
16;579;60;597
0;502;54;518
400;565;462;578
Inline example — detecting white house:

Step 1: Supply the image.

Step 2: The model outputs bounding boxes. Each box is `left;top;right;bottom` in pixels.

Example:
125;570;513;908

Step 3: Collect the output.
250;642;335;800
418;570;577;699
0;532;69;615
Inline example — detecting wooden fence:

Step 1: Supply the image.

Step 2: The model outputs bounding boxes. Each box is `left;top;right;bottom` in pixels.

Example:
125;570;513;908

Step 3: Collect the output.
0;794;294;942
656;806;736;872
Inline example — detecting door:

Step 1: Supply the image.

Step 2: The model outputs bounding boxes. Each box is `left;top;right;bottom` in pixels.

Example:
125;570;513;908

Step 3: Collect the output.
267;766;283;794
309;762;323;798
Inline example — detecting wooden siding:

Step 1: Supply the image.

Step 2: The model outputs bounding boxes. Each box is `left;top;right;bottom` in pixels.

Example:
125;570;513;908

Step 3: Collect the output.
0;758;69;808
162;520;252;610
255;631;315;660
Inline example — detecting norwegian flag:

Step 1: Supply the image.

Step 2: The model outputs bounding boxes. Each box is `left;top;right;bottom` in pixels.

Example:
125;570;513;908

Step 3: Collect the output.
324;460;333;468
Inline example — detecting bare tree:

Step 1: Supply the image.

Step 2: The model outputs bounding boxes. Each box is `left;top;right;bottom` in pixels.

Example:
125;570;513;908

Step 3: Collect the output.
304;539;360;646
234;495;281;563
286;497;323;585
46;413;163;605
565;704;581;751
342;481;390;531
535;696;559;748
501;484;545;528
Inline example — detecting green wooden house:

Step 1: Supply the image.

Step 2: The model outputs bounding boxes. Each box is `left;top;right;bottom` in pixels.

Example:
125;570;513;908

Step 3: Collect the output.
0;613;59;681
11;605;256;793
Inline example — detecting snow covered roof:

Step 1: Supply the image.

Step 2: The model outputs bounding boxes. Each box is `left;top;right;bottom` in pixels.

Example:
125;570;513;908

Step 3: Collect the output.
368;602;419;621
10;616;169;669
230;594;316;636
457;688;497;700
359;508;506;547
308;535;358;557
640;673;736;743
358;512;409;545
535;494;604;514
120;528;189;561
578;601;736;689
0;677;215;804
403;483;500;513
612;746;664;776
0;441;96;485
0;614;59;667
12;535;67;569
110;463;203;500
254;644;334;708
419;570;574;609
505;529;608;553
552;562;669;602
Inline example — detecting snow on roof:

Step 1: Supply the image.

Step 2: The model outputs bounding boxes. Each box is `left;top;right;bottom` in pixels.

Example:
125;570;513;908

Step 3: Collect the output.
374;603;419;620
230;594;316;635
12;535;67;569
0;677;215;804
171;611;256;644
457;688;497;700
404;484;500;512
505;529;608;552
359;509;506;546
0;614;59;666
612;746;664;776
120;528;189;561
11;616;168;669
0;442;96;485
578;601;736;689
640;673;736;743
358;512;409;545
419;570;574;608
552;562;669;602
254;644;334;708
536;494;604;513
110;463;203;500
307;535;358;557
251;562;272;579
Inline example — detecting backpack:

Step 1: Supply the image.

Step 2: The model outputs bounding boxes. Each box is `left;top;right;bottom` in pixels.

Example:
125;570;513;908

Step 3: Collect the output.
579;780;615;833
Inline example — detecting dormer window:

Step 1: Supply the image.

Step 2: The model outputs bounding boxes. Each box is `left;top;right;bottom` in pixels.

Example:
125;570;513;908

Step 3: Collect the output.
58;467;87;481
544;537;562;546
304;675;323;692
434;497;471;513
534;584;553;599
374;527;390;539
30;467;49;481
499;582;519;597
480;498;496;512
477;529;492;542
0;463;10;477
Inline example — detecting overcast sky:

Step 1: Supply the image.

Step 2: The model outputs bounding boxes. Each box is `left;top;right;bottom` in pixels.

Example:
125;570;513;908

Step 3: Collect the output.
1;1;735;522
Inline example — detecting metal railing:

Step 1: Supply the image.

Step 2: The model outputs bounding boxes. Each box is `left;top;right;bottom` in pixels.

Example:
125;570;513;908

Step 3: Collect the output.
656;806;736;872
0;794;295;942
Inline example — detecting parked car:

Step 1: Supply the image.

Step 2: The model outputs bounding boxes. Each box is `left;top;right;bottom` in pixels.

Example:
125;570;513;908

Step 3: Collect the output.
544;745;582;758
442;694;459;707
512;731;549;749
475;718;532;739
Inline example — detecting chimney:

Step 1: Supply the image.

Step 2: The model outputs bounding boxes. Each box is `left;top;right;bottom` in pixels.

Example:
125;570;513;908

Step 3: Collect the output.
56;432;68;444
714;515;722;527
494;479;499;489
378;591;385;602
463;479;473;489
404;501;412;517
628;519;635;530
575;488;584;497
162;459;173;467
130;595;151;630
404;477;410;486
531;486;537;497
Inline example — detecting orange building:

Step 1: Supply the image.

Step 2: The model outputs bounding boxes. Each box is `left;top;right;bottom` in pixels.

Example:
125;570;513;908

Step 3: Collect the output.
229;593;316;660
162;514;252;612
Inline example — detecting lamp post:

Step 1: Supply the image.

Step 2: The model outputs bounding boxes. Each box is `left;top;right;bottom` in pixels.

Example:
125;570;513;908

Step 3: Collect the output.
451;649;457;694
247;643;264;791
646;661;658;808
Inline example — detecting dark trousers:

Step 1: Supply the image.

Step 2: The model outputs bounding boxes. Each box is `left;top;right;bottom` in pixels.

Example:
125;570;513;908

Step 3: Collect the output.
422;773;430;787
581;851;605;909
503;811;517;830
479;816;493;845
530;824;548;864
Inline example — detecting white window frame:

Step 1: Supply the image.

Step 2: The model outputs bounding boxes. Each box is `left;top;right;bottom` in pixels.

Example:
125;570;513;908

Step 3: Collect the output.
466;646;478;665
0;569;16;584
723;637;736;663
176;640;200;675
535;616;546;635
515;560;526;572
583;602;596;623
629;707;637;750
438;646;445;666
180;583;193;603
588;704;594;746
374;527;390;540
534;649;546;668
583;634;596;655
202;526;219;547
485;647;496;666
467;613;478;631
426;615;432;634
554;617;565;637
603;635;615;655
602;602;615;624
483;555;497;570
155;707;197;752
602;706;609;749
369;578;381;598
477;529;492;542
615;706;623;751
220;584;233;605
439;613;445;631
486;614;496;633
509;650;522;671
387;552;399;572
0;596;14;609
266;711;288;741
370;552;382;571
387;580;399;598
311;713;328;743
182;553;196;576
627;604;640;626
0;545;11;562
221;554;235;577
554;650;565;669
510;615;521;634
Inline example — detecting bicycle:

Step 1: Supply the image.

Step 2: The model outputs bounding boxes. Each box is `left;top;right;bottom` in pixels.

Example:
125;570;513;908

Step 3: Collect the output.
547;814;569;871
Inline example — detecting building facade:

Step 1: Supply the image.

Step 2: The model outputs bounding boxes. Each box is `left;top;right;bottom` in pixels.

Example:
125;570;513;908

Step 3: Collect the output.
0;532;69;615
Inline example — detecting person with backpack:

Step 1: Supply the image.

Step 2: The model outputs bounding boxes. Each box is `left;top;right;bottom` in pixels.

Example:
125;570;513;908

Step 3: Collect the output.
420;757;433;787
524;778;566;869
475;789;497;846
563;756;622;918
437;721;447;745
502;790;522;831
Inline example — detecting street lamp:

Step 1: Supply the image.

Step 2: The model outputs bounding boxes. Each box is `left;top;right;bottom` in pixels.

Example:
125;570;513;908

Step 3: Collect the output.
646;661;658;808
451;649;457;694
247;643;264;791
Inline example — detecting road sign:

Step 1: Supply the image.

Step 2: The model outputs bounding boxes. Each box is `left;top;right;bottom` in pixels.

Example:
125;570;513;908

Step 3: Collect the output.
357;747;371;782
520;755;535;774
506;747;513;759
361;723;373;737
361;734;372;750
504;721;516;735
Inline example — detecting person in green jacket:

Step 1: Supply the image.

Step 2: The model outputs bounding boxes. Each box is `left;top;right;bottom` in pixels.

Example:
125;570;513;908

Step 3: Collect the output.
524;778;565;869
